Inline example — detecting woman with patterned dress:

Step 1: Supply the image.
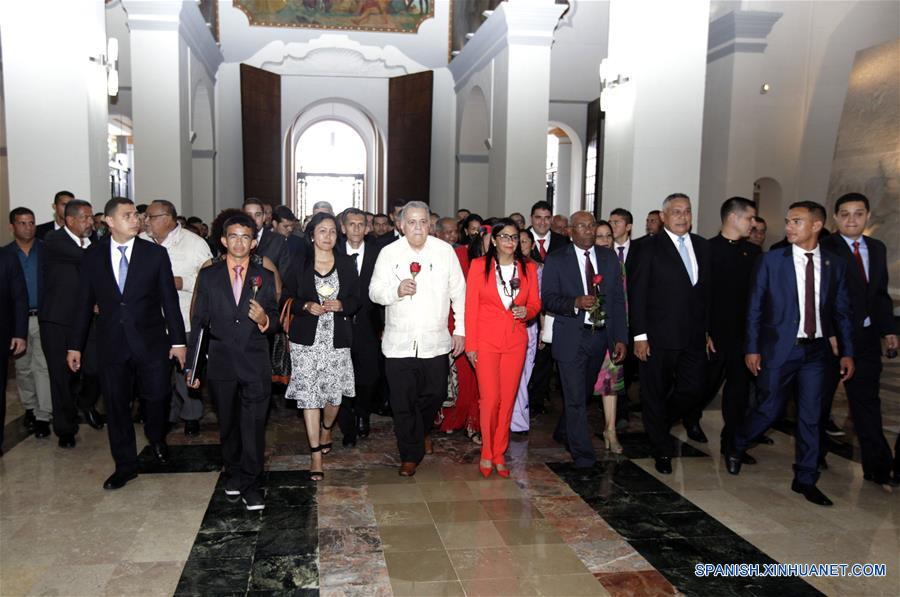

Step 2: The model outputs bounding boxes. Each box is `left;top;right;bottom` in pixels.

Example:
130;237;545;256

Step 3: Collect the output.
283;213;360;480
510;230;542;434
593;220;625;453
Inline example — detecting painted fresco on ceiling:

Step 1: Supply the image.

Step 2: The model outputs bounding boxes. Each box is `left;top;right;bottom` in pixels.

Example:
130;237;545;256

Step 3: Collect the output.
233;0;434;33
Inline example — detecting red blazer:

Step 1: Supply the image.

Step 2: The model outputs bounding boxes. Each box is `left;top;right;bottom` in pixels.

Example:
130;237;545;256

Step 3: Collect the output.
465;257;541;353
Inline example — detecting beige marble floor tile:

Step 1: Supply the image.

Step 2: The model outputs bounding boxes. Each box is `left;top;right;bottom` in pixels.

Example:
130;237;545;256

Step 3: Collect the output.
102;560;185;596
27;563;117;596
427;500;492;523
390;579;466;596
436;521;506;549
493;518;565;546
379;523;444;552
446;546;519;580
366;483;425;504
383;549;458;583
479;498;544;521
461;576;541;596
374;502;434;526
507;544;591;576
417;481;477;502
466;479;524;500
0;562;49;596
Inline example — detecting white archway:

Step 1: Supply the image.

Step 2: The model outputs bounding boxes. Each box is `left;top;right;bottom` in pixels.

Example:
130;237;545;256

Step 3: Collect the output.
456;85;490;214
548;120;584;217
284;99;384;215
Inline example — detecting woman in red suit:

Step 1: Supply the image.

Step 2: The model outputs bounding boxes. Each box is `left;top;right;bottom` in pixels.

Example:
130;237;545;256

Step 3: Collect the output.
466;219;541;478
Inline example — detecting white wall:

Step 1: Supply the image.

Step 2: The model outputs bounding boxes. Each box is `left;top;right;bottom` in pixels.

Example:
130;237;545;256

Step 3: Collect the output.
215;62;244;210
429;67;456;219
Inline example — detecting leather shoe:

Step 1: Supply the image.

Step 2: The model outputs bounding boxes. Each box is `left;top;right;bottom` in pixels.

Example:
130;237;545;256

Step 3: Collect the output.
23;409;36;431
357;416;370;439
791;480;833;506
33;420;51;438
81;407;105;430
720;445;756;465
58;434;76;448
103;470;137;490
725;454;743;475
818;458;828;471
150;442;169;464
424;436;434;455
685;423;708;443
184;420;200;437
342;435;357;447
753;435;774;445
399;462;417;477
654;457;672;475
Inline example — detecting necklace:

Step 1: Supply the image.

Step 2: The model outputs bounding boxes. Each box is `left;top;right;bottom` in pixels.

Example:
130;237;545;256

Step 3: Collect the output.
496;260;518;298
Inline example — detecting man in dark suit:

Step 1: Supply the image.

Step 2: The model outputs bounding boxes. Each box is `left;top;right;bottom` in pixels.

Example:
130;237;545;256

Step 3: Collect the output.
683;197;761;452
67;197;186;490
542;211;627;469
244;198;292;279
628;193;711;474
527;200;570;261
39;199;101;448
35;190;74;240
729;201;854;506
187;213;279;510
337;208;384;446
0;246;28;455
821;193;897;488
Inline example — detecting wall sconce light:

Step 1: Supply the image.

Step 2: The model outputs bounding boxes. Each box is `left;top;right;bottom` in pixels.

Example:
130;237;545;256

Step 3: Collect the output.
760;82;771;94
599;58;631;112
90;37;120;97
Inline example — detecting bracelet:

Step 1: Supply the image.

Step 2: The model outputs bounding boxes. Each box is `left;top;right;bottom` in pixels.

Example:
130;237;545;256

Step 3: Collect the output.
302;302;309;312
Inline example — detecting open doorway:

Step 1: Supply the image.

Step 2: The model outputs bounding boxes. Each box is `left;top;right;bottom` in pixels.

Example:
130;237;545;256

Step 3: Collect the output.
295;120;367;217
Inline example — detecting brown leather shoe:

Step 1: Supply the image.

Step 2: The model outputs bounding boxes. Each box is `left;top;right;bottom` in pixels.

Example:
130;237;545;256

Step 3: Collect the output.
399;462;417;477
424;436;434;455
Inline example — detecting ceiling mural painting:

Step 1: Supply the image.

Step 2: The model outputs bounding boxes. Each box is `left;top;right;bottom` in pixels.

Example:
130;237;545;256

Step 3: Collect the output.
233;0;434;33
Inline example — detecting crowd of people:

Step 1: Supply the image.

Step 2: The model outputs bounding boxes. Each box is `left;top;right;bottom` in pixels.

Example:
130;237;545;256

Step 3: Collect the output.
2;189;898;511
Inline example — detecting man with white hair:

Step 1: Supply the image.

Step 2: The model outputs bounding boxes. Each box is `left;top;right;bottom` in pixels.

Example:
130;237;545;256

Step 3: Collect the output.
311;201;334;215
369;201;466;476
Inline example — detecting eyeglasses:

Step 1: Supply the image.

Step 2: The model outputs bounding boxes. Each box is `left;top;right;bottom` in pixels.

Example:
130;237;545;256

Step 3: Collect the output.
147;213;169;220
497;233;519;242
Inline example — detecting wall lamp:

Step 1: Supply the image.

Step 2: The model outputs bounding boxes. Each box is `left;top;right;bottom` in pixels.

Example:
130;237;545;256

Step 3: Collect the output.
599;58;631;112
90;37;120;97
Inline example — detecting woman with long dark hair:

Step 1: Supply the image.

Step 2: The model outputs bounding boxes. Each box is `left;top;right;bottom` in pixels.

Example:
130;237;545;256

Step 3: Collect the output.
283;212;360;480
465;218;541;477
510;229;543;435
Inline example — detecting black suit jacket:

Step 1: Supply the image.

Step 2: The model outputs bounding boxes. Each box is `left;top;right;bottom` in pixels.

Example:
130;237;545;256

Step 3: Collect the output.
256;228;293;278
707;234;762;351
188;260;279;383
35;221;55;241
821;234;897;340
337;238;384;384
69;236;186;365
526;228;570;261
541;243;628;362
39;229;86;326
283;251;361;348
627;231;711;350
0;249;28;343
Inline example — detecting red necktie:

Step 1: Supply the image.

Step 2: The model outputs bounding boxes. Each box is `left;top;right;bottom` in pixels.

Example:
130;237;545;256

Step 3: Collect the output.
852;241;867;283
584;250;595;295
538;239;547;259
804;253;816;338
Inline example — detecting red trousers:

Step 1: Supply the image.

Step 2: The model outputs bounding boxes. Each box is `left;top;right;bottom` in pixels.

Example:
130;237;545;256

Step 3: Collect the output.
475;347;526;464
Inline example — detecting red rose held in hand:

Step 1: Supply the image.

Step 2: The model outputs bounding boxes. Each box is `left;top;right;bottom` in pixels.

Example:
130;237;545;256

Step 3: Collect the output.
592;274;603;287
410;262;422;279
251;275;263;299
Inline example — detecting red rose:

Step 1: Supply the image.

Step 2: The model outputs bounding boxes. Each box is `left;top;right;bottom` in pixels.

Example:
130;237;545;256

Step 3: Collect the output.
410;262;422;274
592;274;603;286
251;276;263;289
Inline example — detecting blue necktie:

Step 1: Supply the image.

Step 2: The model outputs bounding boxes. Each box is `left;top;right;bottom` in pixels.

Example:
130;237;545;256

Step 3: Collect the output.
678;236;693;285
117;245;129;294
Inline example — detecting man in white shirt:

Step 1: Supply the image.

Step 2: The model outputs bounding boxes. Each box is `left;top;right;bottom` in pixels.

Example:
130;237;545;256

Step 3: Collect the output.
144;200;212;436
370;201;466;476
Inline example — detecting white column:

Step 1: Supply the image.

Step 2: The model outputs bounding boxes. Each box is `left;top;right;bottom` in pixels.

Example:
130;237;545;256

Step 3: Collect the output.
0;0;109;221
602;0;710;234
555;137;572;216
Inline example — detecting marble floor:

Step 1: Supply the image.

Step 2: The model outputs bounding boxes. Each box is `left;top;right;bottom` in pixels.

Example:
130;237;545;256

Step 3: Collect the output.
1;360;899;596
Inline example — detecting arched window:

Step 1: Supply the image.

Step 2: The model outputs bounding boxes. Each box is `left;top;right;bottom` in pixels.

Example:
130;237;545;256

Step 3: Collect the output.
295;120;367;217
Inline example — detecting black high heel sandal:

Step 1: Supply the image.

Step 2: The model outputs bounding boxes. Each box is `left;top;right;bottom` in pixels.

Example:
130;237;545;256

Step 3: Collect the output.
321;418;336;455
309;445;324;482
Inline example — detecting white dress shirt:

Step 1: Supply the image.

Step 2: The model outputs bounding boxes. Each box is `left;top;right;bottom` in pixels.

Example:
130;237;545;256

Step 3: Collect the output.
110;237;136;289
574;247;599;325
369;235;466;358
496;262;516;309
663;228;698;285
346;241;365;275
65;226;90;248
614;238;631;263
143;225;212;332
532;230;552;255
793;244;823;338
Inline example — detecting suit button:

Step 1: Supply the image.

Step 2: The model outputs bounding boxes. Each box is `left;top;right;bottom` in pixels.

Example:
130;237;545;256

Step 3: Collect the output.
235;320;240;324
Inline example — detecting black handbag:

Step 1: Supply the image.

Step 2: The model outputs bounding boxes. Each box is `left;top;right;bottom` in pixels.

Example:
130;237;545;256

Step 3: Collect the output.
272;298;293;384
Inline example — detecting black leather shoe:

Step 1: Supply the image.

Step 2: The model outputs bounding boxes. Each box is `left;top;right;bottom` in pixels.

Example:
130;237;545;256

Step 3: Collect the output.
342;435;357;447
58;434;76;448
33;420;51;438
889;471;900;487
150;442;169;464
818;458;828;471
23;409;36;431
104;471;137;490
654;457;672;474
242;488;265;511
356;416;370;439
720;445;756;465
791;480;833;506
184;420;200;437
753;435;774;445
81;408;105;430
685;423;708;443
725;454;743;475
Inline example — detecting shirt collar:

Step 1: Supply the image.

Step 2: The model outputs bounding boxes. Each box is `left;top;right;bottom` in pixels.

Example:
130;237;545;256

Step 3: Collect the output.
157;223;182;248
840;234;865;249
792;243;820;257
113;236;136;252
533;230;551;242
65;226;87;247
663;227;688;244
614;238;630;250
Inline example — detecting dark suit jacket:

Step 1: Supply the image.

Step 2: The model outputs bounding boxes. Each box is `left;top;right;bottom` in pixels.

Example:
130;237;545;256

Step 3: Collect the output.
542;243;627;361
627;231;711;350
35;221;55;241
283;250;361;348
708;234;762;351
188;260;279;383
527;229;570;261
4;240;40;310
745;245;854;368
69;236;186;365
0;249;28;343
256;228;293;279
820;234;896;340
39;229;85;326
337;238;383;384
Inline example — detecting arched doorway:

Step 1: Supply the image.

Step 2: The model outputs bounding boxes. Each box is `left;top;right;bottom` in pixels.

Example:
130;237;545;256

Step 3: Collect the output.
295;120;367;217
547;122;584;217
284;99;384;216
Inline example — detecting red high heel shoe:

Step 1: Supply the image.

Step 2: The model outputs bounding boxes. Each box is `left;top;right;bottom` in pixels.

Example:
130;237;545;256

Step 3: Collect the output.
494;461;510;478
479;459;493;478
